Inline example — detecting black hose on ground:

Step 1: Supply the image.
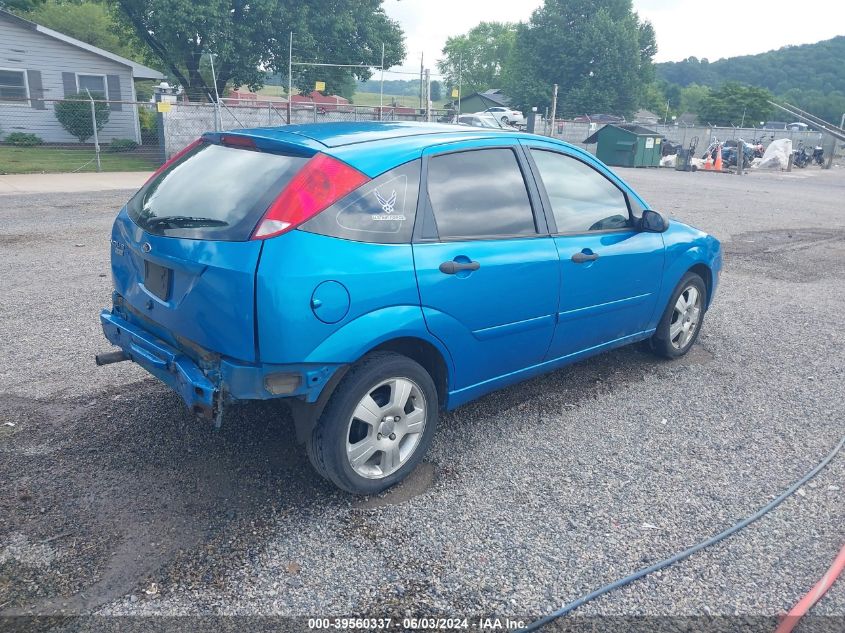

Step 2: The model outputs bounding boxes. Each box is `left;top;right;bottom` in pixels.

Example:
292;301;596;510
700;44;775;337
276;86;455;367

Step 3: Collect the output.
519;435;845;632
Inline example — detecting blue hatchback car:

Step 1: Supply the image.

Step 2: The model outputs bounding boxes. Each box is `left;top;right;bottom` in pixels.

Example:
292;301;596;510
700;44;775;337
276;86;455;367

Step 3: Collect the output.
98;122;721;494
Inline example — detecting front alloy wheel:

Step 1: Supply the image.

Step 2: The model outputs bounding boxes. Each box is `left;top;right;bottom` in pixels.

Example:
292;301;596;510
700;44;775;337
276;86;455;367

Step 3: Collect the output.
649;272;707;359
669;285;702;350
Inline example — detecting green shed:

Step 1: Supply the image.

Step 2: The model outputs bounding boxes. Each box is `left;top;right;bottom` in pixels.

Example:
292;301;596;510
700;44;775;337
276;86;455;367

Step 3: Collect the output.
583;124;663;167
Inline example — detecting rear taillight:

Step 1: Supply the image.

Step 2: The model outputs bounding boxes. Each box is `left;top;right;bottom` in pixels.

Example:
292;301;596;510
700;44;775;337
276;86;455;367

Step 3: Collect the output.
251;153;369;240
143;138;203;186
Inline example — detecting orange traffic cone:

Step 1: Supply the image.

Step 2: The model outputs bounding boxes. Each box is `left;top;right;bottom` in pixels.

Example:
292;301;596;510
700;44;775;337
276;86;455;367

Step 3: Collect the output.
714;144;723;171
704;151;713;170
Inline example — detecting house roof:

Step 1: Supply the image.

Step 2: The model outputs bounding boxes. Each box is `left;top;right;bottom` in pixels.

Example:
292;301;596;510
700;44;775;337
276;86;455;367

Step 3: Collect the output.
634;109;659;120
290;91;349;104
0;9;163;80
583;123;660;144
456;88;511;108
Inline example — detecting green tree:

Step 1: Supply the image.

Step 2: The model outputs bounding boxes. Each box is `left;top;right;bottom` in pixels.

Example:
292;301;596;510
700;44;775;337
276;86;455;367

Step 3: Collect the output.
21;1;147;63
698;82;773;126
112;0;405;102
437;22;516;95
54;92;110;142
780;88;845;126
679;84;711;114
503;0;655;118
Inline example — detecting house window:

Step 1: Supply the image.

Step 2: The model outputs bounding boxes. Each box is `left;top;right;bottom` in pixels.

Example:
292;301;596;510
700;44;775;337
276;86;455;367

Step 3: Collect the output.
76;74;107;98
0;69;28;103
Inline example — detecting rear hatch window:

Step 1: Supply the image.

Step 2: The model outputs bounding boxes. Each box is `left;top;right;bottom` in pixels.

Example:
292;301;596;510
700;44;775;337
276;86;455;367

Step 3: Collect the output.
127;142;309;241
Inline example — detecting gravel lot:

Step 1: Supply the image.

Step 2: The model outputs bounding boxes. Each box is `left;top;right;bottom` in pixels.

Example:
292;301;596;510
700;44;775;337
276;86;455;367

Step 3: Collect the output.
1;167;843;631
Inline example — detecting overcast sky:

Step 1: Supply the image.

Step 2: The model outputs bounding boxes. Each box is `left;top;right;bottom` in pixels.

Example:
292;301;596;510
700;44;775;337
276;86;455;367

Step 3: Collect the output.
382;0;845;78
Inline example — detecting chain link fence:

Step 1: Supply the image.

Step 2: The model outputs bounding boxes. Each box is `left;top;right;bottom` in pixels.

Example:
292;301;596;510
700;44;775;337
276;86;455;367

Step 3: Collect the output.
0;97;162;174
3;95;841;174
537;118;843;161
162;100;453;158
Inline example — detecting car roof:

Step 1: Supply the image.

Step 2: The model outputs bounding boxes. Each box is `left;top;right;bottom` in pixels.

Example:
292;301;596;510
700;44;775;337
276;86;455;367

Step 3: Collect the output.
240;121;504;147
229;121;576;176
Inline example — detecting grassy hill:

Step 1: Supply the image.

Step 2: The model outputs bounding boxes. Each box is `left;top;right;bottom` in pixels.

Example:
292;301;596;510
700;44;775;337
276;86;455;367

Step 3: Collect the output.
656;36;845;95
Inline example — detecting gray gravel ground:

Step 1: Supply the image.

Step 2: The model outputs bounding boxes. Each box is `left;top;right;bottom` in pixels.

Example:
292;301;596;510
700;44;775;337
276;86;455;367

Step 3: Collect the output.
1;167;844;631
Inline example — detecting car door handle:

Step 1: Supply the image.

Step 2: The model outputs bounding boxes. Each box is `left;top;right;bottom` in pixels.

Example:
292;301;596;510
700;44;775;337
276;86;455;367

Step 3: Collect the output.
571;251;599;263
439;260;480;274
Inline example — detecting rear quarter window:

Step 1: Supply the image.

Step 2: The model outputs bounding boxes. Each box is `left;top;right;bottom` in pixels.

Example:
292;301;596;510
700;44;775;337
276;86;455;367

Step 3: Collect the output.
299;159;421;244
127;142;308;241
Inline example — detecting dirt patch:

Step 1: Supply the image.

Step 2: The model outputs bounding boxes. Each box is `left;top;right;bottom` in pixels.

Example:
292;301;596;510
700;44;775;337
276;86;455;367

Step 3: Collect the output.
0;384;324;615
724;228;845;282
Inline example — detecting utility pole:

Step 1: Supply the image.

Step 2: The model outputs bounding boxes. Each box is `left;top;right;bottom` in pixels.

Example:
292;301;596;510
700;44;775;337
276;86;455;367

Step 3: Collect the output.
419;52;424;111
549;84;558;137
287;32;293;124
457;53;462;116
424;68;431;122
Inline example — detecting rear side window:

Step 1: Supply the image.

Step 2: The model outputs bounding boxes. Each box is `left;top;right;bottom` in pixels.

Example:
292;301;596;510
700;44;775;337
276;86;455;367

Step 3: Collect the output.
426;148;536;239
127;142;308;241
300;159;420;244
530;149;631;233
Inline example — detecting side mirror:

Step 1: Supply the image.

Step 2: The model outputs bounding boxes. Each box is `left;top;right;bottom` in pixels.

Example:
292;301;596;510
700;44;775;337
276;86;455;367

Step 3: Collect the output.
640;209;669;233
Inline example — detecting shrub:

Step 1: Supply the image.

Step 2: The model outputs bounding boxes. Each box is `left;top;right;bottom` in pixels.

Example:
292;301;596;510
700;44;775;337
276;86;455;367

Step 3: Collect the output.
5;132;43;146
107;138;138;152
53;92;110;142
138;107;158;143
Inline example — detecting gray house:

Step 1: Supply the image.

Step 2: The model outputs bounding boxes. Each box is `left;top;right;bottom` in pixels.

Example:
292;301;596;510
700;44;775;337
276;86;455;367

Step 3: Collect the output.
0;9;162;143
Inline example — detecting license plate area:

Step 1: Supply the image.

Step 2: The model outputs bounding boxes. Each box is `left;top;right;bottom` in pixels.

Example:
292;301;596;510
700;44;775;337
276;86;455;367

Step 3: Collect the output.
144;260;172;301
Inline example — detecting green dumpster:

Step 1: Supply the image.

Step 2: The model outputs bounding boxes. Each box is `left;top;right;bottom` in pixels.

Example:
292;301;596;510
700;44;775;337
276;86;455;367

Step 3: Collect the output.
583;124;663;167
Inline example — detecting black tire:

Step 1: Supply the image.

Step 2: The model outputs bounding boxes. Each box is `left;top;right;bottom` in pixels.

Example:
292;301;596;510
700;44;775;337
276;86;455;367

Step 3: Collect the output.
306;351;438;495
649;272;707;359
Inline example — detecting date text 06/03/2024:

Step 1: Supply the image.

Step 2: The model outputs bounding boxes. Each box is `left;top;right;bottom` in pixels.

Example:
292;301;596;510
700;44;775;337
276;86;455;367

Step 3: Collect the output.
307;617;526;630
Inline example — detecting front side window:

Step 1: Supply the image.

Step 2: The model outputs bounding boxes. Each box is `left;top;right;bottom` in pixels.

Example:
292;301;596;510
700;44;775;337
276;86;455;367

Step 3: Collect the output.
300;160;420;244
530;150;631;233
0;69;27;103
77;74;107;97
427;148;536;239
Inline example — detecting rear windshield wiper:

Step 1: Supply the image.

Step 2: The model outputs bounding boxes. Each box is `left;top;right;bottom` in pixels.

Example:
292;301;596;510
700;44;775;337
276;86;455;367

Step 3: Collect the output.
145;216;229;229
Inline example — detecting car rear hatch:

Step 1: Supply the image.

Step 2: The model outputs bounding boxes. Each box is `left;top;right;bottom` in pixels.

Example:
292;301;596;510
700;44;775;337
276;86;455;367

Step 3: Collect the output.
111;136;312;362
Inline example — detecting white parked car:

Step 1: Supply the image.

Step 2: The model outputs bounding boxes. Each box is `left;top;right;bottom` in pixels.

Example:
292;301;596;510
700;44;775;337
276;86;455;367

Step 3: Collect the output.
457;113;509;129
476;106;526;126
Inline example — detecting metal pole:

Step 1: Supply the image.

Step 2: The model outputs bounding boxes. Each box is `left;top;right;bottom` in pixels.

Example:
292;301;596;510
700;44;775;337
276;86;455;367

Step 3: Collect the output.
287;32;293;125
457;54;462;116
419;52;424;111
86;89;101;172
424;68;431;122
737;140;744;175
549;84;558;137
208;53;221;131
379;43;384;112
826;135;835;169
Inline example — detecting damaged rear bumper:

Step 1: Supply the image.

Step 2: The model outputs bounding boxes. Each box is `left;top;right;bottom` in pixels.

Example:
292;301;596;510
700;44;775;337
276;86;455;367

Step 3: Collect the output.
101;310;218;417
98;309;342;423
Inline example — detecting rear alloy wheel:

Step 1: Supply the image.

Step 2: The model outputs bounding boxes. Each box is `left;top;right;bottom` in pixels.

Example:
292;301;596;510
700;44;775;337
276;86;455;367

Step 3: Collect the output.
307;352;438;495
501;116;509;125
650;272;707;358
